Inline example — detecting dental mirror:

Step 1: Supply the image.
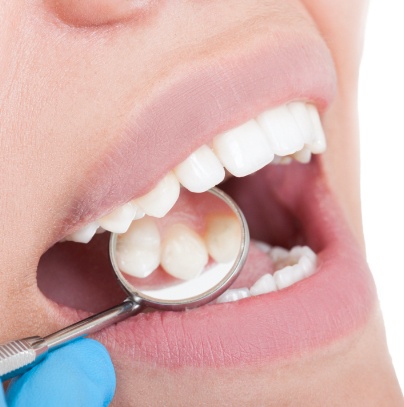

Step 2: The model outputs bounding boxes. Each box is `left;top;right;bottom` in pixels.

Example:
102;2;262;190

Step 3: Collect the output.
0;187;249;380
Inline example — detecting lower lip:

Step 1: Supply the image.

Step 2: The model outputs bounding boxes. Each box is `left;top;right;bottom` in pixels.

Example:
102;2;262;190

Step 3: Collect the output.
93;162;377;368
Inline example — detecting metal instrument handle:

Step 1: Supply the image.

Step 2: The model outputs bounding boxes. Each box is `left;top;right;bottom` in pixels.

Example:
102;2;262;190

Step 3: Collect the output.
0;300;141;381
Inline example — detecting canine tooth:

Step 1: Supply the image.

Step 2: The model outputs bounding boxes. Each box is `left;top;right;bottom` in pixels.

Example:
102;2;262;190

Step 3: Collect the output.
307;104;326;153
292;147;312;163
216;288;250;304
250;274;277;296
257;105;305;156
135;172;180;218
213;119;274;177
65;222;99;244
204;215;241;263
288;102;315;145
115;217;161;278
98;202;138;234
161;224;208;280
174;145;225;193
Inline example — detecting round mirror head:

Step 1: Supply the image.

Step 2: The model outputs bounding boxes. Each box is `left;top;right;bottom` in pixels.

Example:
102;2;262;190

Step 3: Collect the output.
109;188;249;311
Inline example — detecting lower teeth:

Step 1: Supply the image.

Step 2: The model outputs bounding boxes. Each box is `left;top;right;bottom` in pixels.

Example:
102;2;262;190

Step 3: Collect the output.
216;243;317;304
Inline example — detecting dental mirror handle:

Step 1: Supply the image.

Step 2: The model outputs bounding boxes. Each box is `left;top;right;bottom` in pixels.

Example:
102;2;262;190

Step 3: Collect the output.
0;299;141;381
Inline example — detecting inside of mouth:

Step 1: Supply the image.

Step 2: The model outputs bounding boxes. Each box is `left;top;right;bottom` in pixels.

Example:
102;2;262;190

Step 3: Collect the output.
37;161;316;313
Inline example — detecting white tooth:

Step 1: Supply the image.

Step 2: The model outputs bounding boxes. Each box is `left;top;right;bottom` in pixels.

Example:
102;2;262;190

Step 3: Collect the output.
273;262;309;290
273;266;297;290
133;208;145;220
115;217;161;278
213;120;274;177
204;215;241;263
269;247;290;263
65;222;99;244
307;104;326;154
288;102;315;145
216;288;250;304
99;202;138;234
174;145;225;193
257;105;305;156
253;240;272;254
292;147;312;163
298;255;316;278
250;274;277;296
161;224;208;280
135;172;180;218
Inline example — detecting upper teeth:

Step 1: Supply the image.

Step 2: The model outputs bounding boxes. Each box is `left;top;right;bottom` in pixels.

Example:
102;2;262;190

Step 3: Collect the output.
64;101;325;243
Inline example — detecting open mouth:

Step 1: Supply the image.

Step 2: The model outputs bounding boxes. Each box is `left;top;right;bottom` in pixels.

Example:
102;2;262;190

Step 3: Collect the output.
34;31;376;366
37;95;377;368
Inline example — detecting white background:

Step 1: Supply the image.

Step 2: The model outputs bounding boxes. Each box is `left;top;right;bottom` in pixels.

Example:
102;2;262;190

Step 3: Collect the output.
359;1;404;390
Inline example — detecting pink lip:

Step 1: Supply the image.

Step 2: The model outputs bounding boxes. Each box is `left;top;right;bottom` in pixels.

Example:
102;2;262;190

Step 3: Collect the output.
70;31;336;228
92;162;376;367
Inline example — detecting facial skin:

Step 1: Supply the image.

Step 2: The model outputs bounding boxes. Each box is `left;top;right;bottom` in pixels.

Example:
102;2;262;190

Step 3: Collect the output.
0;0;403;405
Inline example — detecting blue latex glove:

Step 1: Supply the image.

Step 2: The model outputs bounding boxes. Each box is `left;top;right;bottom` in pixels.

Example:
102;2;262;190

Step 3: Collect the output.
1;338;115;407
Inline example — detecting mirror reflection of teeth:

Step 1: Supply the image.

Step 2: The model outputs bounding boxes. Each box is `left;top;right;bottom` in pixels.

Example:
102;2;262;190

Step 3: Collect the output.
216;244;317;304
115;216;242;281
63;101;325;244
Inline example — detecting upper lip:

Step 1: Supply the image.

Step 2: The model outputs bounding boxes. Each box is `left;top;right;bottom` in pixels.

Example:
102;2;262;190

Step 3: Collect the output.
63;29;336;235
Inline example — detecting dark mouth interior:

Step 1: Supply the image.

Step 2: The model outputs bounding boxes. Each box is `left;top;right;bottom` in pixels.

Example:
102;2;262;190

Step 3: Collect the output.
37;162;311;313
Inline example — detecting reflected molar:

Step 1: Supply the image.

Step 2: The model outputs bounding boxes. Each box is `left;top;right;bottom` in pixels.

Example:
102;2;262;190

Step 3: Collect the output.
161;224;209;280
204;215;241;263
115;217;161;278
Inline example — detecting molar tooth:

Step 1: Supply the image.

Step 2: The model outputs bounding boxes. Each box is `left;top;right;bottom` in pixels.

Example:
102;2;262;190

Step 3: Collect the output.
161;224;208;280
216;288;250;304
253;240;272;254
204;215;241;263
174;145;225;193
213;119;274;177
257;105;305;156
307;104;326;154
135;172;180;218
288;102;315;145
115;217;161;278
250;274;277;296
98;202;138;234
65;221;99;244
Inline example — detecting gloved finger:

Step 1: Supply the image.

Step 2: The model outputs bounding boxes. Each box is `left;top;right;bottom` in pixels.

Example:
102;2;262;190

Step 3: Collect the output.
0;384;6;407
6;338;115;407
